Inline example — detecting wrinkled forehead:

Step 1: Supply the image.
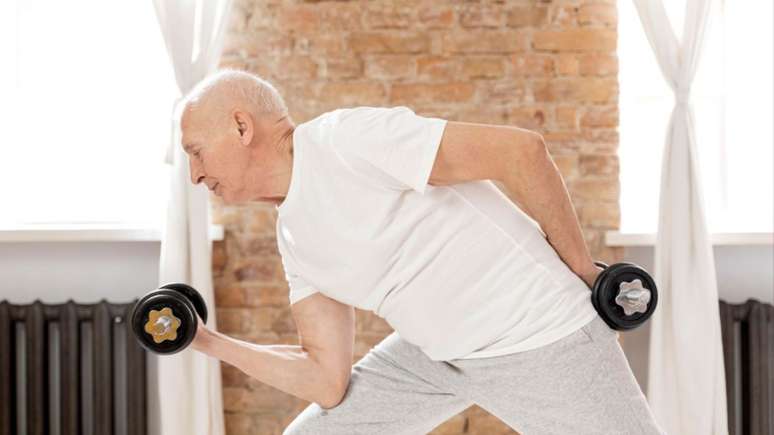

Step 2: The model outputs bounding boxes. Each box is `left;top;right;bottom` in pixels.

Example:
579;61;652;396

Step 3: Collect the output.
179;106;206;147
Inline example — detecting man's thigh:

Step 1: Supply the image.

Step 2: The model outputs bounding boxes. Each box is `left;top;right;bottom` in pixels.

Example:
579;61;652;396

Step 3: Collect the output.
448;316;666;435
283;332;473;435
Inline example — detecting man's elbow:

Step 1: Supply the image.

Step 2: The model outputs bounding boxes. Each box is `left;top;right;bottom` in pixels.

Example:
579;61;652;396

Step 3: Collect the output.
502;130;549;179
317;375;350;409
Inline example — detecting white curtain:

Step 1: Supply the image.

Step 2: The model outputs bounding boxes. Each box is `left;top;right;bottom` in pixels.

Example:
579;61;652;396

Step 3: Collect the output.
632;0;728;434
151;1;233;435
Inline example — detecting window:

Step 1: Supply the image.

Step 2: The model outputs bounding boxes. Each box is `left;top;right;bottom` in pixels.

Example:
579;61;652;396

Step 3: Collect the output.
0;0;178;228
617;0;773;234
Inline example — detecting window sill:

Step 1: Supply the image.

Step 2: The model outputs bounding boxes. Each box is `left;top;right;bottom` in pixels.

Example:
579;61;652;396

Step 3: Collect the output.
0;224;225;242
605;231;773;247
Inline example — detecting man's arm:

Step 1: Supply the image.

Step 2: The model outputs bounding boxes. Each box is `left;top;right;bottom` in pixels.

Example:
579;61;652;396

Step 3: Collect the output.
191;292;355;409
429;121;599;284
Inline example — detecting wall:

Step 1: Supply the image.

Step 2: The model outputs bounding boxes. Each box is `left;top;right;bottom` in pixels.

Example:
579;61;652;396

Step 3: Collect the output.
213;0;620;433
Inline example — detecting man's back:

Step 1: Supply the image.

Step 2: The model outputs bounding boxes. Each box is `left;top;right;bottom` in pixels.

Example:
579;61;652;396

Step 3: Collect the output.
276;105;598;361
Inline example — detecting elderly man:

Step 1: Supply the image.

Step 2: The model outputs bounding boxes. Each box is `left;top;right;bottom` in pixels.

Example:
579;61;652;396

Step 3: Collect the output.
180;69;664;434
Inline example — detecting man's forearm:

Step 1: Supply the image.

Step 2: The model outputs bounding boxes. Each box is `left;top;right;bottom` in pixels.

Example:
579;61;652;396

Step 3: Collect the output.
194;329;341;408
502;137;597;280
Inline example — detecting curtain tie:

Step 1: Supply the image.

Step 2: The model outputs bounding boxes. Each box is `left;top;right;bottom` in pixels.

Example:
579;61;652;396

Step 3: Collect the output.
675;86;692;105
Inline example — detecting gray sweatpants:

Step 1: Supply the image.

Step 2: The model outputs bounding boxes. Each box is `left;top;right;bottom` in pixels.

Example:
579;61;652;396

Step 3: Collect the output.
284;315;666;434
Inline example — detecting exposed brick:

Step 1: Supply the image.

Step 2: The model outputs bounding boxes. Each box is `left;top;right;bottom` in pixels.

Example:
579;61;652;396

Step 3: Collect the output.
556;106;578;129
216;308;251;334
224;412;283;435
296;34;349;56
533;29;617;52
244;5;274;32
212;240;227;276
429;413;468;434
506;6;549;28
364;2;412;28
368;315;394;333
244;208;277;234
350;32;430;54
223;32;293;57
325;57;364;79
581;128;619;150
417;4;455;28
462;56;506;79
533;78;617;103
365;55;416;79
443;31;529;54
390;82;475;104
221;364;250;387
277;55;318;79
511;54;555;77
319;82;387;106
555;54;579;76
550;5;579;28
460;5;506;28
580;105;618;128
578;3;617;27
248;306;294;333
466;410;514;433
480;80;529;105
215;286;245;308
243;285;289;307
417;56;461;80
578;201;620;228
319;2;362;31
579;153;619;176
551;154;580;180
233;257;282;283
275;4;320;32
457;107;509;125
579;53;618;76
222;385;298;412
571;178;620;201
508;106;547;130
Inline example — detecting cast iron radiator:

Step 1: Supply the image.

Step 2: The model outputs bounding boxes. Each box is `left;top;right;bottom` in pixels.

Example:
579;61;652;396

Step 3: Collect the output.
720;299;774;435
0;300;146;435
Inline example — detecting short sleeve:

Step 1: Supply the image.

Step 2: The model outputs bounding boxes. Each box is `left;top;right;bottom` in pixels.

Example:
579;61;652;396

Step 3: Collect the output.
332;106;448;194
276;221;319;305
284;269;318;305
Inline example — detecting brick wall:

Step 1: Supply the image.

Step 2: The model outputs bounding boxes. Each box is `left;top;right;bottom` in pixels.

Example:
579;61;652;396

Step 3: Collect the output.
211;0;621;433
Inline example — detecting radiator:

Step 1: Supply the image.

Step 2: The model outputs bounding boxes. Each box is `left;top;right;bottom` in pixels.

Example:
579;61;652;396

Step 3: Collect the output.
720;299;774;435
0;300;146;435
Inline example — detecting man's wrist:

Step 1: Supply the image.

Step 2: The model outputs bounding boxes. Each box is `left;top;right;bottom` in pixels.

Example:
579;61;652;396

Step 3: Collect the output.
190;325;216;353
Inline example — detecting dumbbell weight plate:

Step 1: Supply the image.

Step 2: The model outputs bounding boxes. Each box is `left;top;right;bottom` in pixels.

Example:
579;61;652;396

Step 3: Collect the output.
591;262;658;331
159;282;208;324
131;289;198;354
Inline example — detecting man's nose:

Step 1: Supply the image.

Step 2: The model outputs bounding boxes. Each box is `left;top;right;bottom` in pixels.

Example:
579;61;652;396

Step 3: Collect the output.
189;159;204;185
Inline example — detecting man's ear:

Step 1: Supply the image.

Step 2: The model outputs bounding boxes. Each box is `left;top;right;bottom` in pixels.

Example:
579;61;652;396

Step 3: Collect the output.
233;110;254;146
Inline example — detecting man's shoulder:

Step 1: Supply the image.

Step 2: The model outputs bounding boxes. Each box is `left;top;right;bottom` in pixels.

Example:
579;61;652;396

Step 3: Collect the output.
301;106;414;126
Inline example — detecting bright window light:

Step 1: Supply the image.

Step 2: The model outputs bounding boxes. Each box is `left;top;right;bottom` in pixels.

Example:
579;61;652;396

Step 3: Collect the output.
0;0;178;228
618;0;773;234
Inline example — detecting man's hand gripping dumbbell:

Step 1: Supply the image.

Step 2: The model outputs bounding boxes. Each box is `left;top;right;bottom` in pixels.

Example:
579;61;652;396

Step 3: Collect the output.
130;282;350;409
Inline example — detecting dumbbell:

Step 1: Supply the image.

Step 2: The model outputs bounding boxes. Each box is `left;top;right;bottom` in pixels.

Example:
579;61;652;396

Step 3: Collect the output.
590;261;658;331
130;283;208;354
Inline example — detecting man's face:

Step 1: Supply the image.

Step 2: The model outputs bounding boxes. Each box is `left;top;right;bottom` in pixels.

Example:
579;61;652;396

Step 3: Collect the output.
180;109;251;204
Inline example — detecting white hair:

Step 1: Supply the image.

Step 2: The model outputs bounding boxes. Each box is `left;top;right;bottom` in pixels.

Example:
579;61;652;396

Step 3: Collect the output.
180;68;288;121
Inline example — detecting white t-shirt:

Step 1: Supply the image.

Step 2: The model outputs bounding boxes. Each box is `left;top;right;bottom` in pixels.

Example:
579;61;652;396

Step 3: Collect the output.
275;105;598;361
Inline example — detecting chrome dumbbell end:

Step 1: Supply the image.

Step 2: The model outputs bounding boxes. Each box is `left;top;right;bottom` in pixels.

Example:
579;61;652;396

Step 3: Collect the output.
143;307;182;344
614;279;652;316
